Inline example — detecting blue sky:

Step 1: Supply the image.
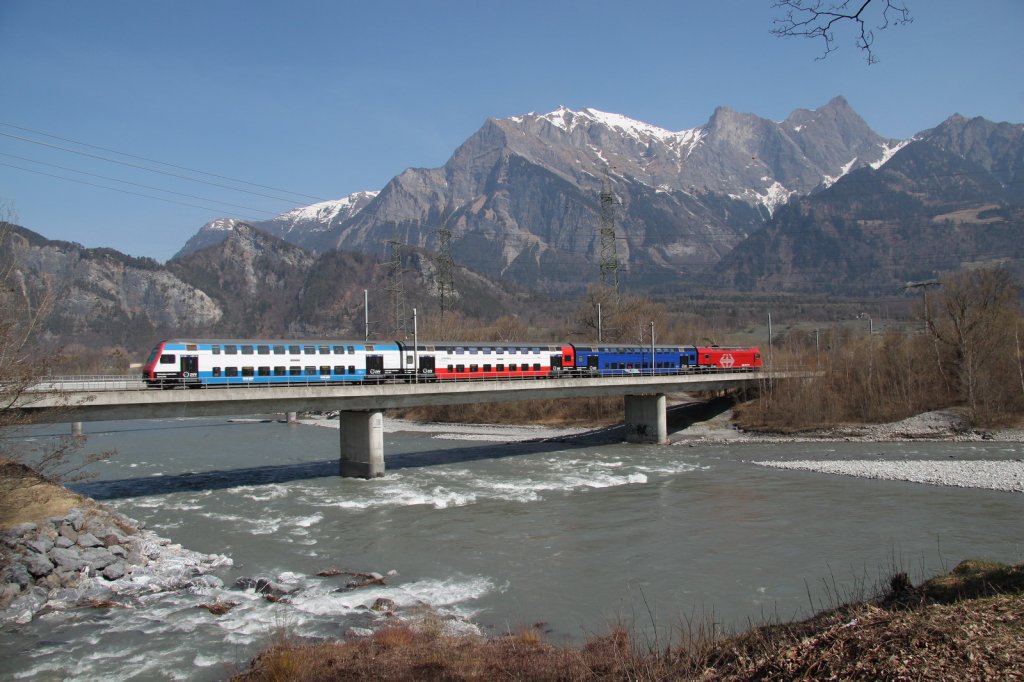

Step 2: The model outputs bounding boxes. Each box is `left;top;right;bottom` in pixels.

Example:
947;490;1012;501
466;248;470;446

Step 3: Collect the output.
2;0;1022;261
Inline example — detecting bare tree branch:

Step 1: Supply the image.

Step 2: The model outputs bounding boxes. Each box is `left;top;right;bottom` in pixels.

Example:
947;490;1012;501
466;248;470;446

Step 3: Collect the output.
771;0;912;64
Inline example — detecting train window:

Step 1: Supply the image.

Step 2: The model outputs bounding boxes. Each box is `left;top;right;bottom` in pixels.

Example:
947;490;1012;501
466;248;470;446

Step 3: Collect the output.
274;346;285;355
289;345;300;354
347;346;355;354
212;346;221;355
319;346;330;354
497;364;504;371
483;349;491;355
226;367;238;377
289;367;302;376
319;365;330;375
483;364;492;372
469;349;478;355
212;367;222;377
242;367;254;377
274;367;286;376
365;345;375;351
334;366;345;375
186;344;198;351
533;363;541;371
704;354;711;360
304;366;317;375
509;363;517;371
304;346;316;355
447;365;453;372
332;346;344;354
159;354;175;364
470;364;479;372
241;345;253;355
406;355;413;364
348;365;355;374
456;364;465;372
258;367;270;376
257;345;270;355
755;353;761;359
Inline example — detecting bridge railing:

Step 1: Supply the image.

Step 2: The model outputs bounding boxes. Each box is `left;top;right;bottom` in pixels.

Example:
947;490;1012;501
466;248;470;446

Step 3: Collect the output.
29;367;787;393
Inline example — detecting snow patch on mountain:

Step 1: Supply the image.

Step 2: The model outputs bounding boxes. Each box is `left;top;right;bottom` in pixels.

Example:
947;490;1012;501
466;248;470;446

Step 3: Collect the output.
756;181;796;215
275;191;379;227
202;218;245;233
821;157;859;188
870;140;911;169
538;106;704;149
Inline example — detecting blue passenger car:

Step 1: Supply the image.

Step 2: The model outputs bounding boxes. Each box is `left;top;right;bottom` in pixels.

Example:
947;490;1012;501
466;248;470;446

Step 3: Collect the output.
569;344;698;376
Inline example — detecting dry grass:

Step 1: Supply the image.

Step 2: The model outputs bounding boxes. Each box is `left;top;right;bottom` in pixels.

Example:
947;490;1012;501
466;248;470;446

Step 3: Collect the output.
236;561;1024;681
0;458;83;528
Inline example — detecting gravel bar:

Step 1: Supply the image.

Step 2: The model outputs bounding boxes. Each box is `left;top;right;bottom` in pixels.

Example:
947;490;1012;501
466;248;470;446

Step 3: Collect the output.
753;460;1024;492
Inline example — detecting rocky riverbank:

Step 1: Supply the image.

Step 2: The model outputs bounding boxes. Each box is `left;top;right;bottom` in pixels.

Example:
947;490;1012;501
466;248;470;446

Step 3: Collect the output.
0;463;231;626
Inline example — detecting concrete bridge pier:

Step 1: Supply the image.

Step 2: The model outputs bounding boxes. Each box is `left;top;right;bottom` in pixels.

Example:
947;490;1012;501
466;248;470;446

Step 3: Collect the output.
339;410;385;478
624;393;668;444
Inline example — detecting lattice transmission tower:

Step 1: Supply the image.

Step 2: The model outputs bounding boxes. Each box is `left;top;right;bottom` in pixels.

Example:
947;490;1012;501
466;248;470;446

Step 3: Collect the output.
598;167;620;296
435;214;456;319
385;238;407;338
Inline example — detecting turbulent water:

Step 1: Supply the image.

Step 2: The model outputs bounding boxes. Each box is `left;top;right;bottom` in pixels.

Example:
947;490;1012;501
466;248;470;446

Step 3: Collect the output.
2;417;1023;680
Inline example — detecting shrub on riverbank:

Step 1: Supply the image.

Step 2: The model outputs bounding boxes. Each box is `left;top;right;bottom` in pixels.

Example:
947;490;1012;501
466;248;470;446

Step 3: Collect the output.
743;267;1024;431
235;560;1024;681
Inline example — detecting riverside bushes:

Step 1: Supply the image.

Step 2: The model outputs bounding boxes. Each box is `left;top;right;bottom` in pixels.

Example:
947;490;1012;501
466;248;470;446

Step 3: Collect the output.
742;267;1024;430
235;561;1024;681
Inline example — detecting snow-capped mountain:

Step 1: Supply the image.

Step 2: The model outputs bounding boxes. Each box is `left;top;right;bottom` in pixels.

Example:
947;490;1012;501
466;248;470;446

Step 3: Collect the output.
174;190;378;259
299;97;898;290
177;97;902;291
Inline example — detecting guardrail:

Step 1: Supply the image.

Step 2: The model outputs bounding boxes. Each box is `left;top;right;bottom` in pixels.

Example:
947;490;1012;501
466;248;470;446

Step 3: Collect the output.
29;367;785;393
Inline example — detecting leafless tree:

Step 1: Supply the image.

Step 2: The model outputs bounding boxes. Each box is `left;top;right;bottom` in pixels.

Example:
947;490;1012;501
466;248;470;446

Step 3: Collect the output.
926;267;1023;422
0;211;110;484
771;0;913;64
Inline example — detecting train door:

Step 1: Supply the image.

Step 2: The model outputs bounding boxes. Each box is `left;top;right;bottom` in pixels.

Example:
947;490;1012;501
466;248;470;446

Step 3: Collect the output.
550;353;563;374
366;355;384;380
587;355;599;372
418;355;435;378
180;355;199;386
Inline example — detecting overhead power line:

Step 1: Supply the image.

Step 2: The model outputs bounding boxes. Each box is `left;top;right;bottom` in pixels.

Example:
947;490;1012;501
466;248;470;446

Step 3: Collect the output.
0;122;327;203
0;130;317;205
0;161;263;218
0;152;279;215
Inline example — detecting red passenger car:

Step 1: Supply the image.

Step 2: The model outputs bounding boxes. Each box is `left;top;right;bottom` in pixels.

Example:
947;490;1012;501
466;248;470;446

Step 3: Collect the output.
695;346;762;371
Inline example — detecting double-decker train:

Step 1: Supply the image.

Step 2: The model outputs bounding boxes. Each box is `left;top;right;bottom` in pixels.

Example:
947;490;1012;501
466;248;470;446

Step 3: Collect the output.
143;338;762;388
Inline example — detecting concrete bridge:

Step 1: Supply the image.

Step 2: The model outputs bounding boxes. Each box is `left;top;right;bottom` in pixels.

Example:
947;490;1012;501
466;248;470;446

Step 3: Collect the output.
20;372;780;477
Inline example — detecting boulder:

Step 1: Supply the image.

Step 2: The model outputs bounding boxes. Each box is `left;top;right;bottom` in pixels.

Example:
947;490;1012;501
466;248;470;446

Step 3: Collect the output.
80;547;116;571
371;597;396;612
234;577;294;599
54;536;75;549
76;532;103;549
6;586;47;625
25;538;53;555
0;582;22;608
103;533;128;548
58;524;79;543
24;554;55;578
102;562;126;581
48;547;87;572
65;509;85;531
1;562;31;588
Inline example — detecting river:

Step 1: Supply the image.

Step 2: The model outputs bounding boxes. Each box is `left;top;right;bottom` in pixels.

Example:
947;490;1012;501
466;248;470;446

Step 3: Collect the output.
2;416;1022;680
